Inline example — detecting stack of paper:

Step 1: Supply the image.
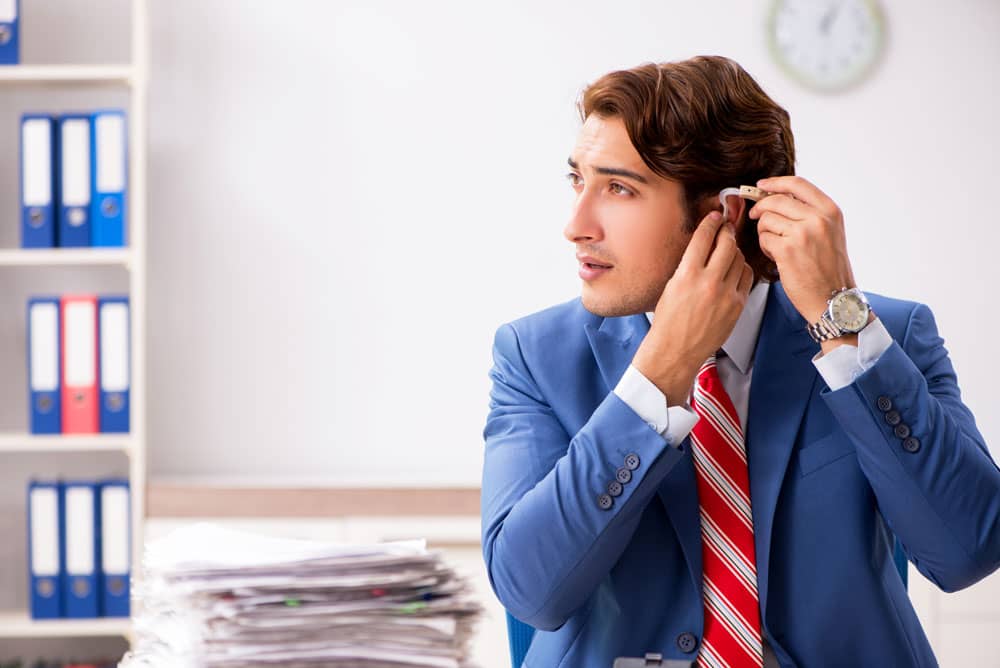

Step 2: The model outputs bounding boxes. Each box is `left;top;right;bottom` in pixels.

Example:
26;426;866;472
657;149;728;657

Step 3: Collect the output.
118;522;484;668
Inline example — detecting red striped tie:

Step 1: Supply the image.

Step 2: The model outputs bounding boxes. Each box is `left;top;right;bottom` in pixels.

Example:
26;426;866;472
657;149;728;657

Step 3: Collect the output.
690;352;764;667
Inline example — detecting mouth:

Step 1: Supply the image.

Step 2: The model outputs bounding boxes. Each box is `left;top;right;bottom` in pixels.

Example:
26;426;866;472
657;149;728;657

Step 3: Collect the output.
576;253;614;269
579;262;613;281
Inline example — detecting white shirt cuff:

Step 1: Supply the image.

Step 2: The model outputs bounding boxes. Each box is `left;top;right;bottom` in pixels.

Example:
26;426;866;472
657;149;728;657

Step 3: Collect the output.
614;364;700;444
812;316;893;391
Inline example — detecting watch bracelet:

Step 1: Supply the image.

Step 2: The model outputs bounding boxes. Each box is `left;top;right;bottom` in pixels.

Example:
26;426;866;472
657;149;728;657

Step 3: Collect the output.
807;315;841;343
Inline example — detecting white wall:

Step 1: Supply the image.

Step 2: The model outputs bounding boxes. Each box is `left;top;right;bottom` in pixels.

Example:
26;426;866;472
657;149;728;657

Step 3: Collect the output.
146;0;1000;484
0;1;996;486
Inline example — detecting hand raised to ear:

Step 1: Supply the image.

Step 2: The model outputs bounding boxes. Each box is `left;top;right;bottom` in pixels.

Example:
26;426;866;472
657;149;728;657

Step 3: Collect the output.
633;210;754;407
750;175;857;325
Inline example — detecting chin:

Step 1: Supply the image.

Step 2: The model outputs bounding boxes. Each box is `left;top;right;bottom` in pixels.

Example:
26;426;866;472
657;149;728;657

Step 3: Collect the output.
580;274;663;318
580;289;643;318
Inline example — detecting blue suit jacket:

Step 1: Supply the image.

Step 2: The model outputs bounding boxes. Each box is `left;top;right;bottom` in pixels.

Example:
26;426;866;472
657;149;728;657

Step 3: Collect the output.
481;280;1000;667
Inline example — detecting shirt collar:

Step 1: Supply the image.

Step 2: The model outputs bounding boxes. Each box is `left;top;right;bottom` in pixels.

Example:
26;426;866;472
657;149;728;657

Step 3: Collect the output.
645;279;771;375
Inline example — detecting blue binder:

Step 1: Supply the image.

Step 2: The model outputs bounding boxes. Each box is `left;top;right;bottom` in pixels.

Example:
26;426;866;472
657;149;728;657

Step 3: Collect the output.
0;0;19;65
98;296;130;433
98;479;130;617
27;480;63;619
57;114;93;247
20;114;59;248
27;297;62;434
90;110;127;247
61;480;100;618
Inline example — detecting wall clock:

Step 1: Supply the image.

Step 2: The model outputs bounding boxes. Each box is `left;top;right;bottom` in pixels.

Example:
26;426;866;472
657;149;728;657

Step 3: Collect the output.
767;0;887;92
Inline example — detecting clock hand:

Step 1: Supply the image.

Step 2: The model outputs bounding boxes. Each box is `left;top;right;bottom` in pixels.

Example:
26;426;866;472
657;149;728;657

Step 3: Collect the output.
819;0;843;35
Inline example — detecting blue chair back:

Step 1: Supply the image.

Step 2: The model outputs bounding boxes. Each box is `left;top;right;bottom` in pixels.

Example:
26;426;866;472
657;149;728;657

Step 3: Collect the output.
506;612;536;668
505;537;909;667
893;535;909;588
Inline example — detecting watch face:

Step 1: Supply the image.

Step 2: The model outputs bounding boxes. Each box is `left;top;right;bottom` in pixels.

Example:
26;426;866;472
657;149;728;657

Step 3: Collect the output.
829;291;870;332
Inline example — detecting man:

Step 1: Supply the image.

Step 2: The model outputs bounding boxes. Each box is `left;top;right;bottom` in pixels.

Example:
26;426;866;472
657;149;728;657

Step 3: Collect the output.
480;55;1000;667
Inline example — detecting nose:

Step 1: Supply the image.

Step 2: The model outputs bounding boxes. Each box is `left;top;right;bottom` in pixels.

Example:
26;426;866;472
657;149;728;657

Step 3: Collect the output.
563;188;604;245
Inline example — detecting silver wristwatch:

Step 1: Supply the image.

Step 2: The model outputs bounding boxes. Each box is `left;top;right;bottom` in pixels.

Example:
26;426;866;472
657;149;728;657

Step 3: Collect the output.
806;286;873;343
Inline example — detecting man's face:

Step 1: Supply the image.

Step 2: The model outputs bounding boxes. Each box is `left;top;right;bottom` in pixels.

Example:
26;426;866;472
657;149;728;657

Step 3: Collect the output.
564;114;694;317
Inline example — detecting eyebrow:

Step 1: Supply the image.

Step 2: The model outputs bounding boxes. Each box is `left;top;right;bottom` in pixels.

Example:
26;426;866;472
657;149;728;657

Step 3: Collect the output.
567;157;649;185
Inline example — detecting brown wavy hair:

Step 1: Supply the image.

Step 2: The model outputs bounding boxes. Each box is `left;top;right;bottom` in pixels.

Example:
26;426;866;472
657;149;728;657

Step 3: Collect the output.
577;55;795;283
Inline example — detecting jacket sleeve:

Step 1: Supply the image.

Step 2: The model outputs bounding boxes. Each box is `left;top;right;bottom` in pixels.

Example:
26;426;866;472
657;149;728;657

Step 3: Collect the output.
481;322;688;631
820;302;1000;592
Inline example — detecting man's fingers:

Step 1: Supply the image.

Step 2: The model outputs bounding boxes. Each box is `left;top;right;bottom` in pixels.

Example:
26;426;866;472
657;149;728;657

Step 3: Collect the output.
756;175;833;213
749;193;810;222
707;224;739;276
722;243;745;285
756;212;795;239
737;262;754;295
683;211;725;268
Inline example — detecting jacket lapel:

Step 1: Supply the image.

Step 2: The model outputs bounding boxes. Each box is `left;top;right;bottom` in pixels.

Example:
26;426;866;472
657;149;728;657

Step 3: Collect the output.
584;311;648;402
746;280;820;617
583;280;821;618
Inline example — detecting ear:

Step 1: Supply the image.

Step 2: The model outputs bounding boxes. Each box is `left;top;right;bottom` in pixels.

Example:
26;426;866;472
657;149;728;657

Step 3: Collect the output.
721;193;748;231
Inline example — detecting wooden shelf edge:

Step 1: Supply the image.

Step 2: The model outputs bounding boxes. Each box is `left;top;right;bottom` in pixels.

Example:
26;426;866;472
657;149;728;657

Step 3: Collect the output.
0;248;132;267
0;64;133;85
148;483;482;518
0;610;131;638
0;433;132;453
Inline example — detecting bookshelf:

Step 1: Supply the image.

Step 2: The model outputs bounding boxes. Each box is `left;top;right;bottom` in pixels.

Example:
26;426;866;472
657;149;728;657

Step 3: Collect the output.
0;65;133;86
0;248;133;267
1;0;148;642
0;610;132;639
0;433;133;454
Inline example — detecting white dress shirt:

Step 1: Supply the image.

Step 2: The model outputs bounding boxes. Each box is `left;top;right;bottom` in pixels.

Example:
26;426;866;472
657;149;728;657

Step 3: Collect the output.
612;278;894;666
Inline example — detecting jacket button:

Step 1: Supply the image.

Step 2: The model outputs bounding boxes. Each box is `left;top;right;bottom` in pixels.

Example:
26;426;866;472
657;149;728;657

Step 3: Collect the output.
877;396;892;412
616;467;632;484
597;493;613;510
884;410;902;426
677;631;698;653
903;436;921;453
894;423;911;439
607;480;623;497
624;453;640;470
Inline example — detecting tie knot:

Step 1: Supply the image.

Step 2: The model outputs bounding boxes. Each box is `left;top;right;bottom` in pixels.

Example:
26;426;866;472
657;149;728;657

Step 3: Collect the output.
697;349;729;387
699;348;726;370
698;353;719;381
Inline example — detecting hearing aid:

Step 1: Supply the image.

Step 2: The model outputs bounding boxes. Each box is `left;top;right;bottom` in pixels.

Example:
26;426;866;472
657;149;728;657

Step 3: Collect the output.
718;185;774;223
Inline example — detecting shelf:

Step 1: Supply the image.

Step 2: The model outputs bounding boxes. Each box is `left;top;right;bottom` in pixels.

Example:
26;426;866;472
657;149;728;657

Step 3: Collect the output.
0;65;133;86
0;433;132;454
0;247;132;267
0;610;131;638
1;1;149;648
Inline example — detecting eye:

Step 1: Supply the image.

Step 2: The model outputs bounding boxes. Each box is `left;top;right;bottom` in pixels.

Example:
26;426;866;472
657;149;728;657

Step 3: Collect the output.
609;182;633;196
565;172;582;186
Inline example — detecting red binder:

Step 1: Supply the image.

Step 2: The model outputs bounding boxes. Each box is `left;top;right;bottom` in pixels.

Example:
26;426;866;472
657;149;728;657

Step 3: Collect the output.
61;295;98;433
